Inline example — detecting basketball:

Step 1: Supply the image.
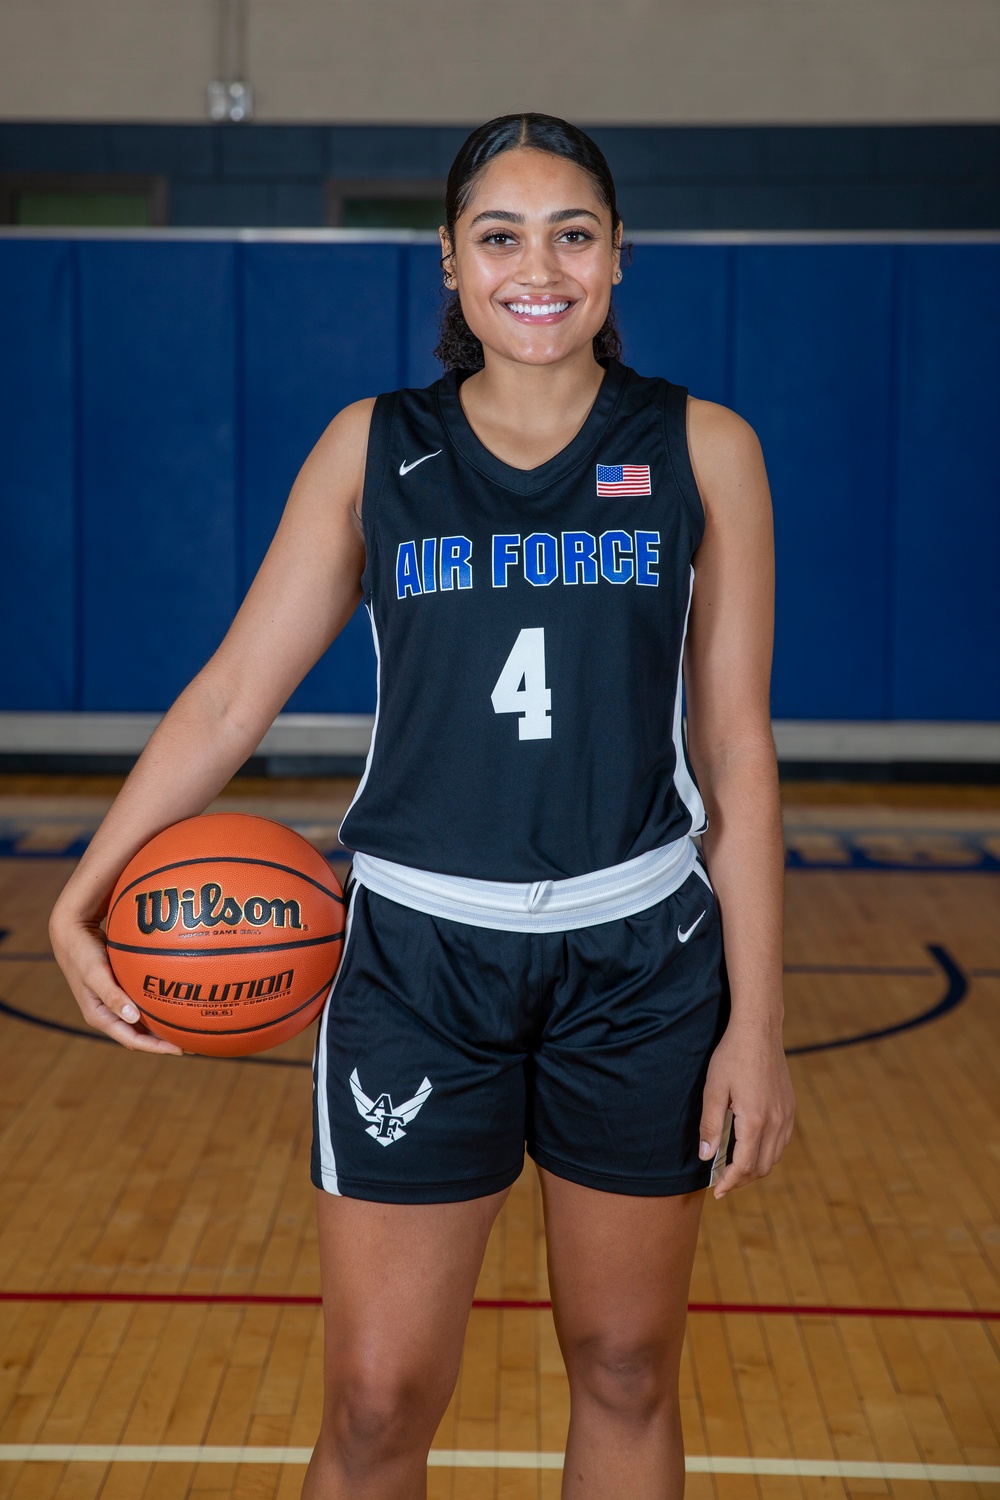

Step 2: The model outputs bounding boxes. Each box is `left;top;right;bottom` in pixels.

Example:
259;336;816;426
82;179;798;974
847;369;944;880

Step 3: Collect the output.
104;813;344;1056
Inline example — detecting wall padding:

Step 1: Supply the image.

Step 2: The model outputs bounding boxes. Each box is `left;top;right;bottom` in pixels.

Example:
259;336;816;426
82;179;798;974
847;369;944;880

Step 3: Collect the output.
4;237;998;722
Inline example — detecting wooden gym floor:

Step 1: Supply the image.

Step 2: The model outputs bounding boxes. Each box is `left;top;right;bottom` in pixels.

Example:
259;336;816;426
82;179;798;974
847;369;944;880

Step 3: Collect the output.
0;774;997;1499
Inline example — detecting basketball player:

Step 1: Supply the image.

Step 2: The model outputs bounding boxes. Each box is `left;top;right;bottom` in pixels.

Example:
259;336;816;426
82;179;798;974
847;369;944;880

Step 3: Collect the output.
51;114;795;1499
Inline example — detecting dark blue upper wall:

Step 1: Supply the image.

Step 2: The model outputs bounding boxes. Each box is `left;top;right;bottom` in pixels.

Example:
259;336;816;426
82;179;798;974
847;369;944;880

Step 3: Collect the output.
1;122;998;229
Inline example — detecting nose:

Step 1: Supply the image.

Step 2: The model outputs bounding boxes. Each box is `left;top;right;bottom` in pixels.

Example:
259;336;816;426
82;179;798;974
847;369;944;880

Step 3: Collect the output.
514;232;561;287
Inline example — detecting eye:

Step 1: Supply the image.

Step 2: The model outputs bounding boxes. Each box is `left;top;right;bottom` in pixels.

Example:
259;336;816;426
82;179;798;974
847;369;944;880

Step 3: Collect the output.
559;229;595;244
479;231;518;246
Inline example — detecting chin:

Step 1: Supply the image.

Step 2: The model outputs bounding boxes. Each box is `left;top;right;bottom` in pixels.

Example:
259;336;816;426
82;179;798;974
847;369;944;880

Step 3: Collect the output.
493;332;600;367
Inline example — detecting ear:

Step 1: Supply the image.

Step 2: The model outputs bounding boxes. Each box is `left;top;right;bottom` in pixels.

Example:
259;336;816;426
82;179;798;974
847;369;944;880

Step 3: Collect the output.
439;227;455;281
612;223;623;278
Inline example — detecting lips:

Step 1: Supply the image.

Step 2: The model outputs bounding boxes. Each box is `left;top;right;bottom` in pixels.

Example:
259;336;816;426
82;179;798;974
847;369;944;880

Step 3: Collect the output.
502;299;573;324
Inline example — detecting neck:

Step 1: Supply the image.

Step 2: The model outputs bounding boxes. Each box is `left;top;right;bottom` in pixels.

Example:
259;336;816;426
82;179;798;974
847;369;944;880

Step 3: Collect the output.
459;345;607;459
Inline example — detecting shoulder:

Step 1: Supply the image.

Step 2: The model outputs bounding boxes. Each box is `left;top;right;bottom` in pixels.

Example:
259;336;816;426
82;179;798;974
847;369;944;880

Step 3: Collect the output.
686;396;762;473
685;397;768;521
311;397;378;469
294;397;377;516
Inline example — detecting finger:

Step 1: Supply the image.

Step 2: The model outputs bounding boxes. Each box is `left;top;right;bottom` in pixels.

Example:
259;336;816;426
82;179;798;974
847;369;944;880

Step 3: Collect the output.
94;1003;184;1054
751;1126;784;1181
698;1080;731;1163
83;966;141;1024
713;1118;762;1198
107;1017;185;1055
81;981;183;1055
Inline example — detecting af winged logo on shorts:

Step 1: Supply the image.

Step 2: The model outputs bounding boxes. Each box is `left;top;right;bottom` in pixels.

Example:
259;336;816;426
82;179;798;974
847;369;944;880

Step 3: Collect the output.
350;1068;433;1146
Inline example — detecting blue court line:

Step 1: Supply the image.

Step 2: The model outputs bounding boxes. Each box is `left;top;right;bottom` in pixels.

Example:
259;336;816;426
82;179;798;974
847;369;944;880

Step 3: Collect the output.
784;963;934;975
784;945;967;1056
0;945;970;1063
2;830;1000;872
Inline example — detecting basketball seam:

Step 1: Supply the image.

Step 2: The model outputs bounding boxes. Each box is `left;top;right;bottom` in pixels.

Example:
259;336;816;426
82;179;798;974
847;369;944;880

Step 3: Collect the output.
108;855;345;919
107;931;344;958
133;977;335;1037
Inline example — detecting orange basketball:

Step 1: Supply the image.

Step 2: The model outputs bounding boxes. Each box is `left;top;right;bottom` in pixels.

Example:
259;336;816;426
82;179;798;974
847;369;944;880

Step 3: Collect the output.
105;812;344;1057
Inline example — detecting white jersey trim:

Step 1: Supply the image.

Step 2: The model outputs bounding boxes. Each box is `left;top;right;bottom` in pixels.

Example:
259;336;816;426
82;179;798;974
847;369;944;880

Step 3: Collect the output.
313;880;361;1194
671;565;707;836
351;838;698;934
338;604;382;846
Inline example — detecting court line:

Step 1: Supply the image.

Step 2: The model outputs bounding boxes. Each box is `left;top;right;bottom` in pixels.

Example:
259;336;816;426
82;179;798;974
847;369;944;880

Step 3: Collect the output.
0;1290;997;1319
785;943;967;1055
4;825;1000;873
0;1445;996;1479
0;942;971;1063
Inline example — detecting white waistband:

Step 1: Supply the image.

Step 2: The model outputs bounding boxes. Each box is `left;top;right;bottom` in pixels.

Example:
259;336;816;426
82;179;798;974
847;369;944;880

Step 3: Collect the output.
350;838;702;933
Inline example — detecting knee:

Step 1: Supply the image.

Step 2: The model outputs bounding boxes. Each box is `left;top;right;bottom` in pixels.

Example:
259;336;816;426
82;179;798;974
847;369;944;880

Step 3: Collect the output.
327;1362;437;1467
568;1335;678;1424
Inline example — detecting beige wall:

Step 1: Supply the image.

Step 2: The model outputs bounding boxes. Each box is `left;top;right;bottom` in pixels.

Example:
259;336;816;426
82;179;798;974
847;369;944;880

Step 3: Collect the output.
1;0;998;124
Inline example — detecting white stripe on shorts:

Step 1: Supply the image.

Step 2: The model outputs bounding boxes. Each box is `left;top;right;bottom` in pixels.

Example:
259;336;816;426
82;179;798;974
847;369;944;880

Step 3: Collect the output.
313;881;361;1194
350;838;700;933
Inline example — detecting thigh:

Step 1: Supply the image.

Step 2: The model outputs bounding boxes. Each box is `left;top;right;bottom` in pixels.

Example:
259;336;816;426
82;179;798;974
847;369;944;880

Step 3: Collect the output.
539;1168;703;1353
316;1184;509;1398
529;868;730;1196
312;884;533;1204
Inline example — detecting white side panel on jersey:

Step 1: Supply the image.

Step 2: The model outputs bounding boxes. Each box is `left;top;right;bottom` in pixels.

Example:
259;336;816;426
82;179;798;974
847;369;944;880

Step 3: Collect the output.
313;881;362;1195
671;566;708;835
339;604;382;838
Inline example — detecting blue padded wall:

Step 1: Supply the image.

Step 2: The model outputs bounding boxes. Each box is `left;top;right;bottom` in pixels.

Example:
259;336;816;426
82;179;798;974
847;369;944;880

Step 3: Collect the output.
241;243;404;712
892;246;1000;718
3;236;999;722
78;242;238;710
405;244;446;389
615;244;730;404
0;241;76;708
732;246;897;719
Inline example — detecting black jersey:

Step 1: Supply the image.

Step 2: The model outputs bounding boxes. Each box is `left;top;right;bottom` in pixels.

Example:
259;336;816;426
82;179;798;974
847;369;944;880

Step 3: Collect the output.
338;358;708;882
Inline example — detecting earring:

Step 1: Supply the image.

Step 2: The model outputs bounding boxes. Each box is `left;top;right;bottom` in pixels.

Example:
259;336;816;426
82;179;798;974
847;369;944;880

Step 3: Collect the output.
614;270;622;283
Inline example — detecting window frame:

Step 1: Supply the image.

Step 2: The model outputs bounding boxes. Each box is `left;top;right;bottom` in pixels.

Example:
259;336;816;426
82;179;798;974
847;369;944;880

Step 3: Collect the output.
325;177;447;230
0;174;168;227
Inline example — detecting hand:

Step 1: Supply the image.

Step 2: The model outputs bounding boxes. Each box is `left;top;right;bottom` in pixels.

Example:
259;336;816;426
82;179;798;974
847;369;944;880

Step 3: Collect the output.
49;905;184;1056
698;1018;795;1199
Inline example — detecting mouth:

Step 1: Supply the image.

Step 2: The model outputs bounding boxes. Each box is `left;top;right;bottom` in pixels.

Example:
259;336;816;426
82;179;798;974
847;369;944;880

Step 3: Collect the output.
501;298;574;324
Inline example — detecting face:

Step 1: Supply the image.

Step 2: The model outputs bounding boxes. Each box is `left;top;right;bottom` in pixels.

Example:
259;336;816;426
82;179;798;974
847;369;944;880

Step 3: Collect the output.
441;147;621;368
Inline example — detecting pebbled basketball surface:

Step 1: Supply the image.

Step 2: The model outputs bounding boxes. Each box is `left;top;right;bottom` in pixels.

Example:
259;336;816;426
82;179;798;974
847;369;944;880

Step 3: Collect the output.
105;812;344;1055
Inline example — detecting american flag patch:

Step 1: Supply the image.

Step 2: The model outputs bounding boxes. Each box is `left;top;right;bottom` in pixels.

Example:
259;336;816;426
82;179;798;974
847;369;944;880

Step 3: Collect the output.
596;463;651;497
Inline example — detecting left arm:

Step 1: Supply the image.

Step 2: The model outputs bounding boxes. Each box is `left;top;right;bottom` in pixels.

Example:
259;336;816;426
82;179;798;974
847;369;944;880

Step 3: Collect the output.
683;397;795;1199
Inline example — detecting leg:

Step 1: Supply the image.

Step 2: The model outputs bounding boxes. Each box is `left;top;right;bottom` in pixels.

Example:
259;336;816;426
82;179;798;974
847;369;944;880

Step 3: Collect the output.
539;1168;704;1500
302;1184;509;1500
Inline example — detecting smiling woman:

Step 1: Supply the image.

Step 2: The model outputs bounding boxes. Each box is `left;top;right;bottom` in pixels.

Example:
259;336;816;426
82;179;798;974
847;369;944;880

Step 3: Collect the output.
49;111;793;1500
435;113;625;376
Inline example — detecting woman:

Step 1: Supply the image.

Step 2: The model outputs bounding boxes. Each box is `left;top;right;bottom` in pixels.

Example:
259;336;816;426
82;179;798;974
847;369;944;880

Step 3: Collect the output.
50;113;794;1499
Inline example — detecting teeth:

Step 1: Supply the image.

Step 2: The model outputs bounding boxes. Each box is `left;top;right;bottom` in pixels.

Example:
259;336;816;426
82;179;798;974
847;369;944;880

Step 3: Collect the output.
507;301;570;316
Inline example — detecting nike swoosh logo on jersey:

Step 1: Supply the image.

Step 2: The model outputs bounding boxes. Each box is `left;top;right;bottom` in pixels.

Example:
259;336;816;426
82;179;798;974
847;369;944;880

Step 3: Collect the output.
399;450;442;476
678;912;706;943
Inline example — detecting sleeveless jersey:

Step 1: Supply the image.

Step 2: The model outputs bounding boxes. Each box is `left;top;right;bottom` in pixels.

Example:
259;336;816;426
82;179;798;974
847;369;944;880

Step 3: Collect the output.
338;358;708;882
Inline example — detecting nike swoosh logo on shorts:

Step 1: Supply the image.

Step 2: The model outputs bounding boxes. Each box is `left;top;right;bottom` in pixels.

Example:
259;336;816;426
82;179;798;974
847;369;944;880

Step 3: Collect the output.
399;449;442;476
678;912;706;943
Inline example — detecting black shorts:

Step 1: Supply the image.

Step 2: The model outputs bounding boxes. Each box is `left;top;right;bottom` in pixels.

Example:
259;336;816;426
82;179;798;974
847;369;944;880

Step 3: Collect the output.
311;866;731;1203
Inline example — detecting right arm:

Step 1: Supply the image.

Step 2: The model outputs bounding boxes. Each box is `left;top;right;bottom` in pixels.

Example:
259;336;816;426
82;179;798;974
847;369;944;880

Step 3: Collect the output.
49;397;375;1053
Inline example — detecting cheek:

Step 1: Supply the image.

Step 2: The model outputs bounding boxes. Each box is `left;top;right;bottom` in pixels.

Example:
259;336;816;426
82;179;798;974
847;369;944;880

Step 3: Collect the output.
460;259;507;302
456;266;511;335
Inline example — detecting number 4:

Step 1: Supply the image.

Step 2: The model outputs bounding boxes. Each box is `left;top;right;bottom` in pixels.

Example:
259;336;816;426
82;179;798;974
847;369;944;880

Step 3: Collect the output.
491;627;552;740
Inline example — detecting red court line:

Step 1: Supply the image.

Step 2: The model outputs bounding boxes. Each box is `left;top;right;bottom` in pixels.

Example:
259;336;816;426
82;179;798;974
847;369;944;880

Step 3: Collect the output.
0;1290;997;1320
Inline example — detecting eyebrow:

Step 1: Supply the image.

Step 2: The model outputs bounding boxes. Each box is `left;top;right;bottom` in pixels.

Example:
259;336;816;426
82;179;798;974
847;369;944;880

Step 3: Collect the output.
469;207;602;227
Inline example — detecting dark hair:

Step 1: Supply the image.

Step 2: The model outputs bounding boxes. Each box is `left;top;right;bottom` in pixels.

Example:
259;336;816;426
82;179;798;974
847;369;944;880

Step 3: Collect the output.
434;112;625;371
